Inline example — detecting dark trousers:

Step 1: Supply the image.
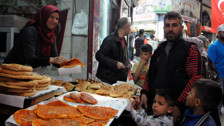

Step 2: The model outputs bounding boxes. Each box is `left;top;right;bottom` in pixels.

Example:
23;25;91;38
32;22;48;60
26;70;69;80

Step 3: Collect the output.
128;47;134;60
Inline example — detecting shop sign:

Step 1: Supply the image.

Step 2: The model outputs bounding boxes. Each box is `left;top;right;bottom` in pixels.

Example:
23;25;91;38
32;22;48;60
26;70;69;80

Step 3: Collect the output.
133;0;155;21
172;0;200;20
153;0;172;13
181;15;197;23
133;13;155;22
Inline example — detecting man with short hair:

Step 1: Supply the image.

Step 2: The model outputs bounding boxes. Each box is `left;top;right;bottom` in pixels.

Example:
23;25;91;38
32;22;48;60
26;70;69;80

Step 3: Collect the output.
140;11;202;125
96;17;131;84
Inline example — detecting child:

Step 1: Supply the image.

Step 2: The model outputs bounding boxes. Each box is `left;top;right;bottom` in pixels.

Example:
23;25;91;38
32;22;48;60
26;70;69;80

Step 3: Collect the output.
179;78;222;126
132;44;152;87
130;89;175;126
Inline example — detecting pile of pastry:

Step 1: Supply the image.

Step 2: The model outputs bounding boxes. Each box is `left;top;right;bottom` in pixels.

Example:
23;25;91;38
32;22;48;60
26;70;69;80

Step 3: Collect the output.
74;79;136;99
0;64;51;96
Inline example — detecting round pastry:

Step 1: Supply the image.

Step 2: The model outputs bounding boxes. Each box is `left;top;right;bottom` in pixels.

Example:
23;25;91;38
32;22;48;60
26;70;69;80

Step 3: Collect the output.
14;89;36;96
1;63;33;72
109;91;123;97
95;89;109;95
0;73;43;80
36;82;50;88
0;86;33;93
0;82;36;89
4;80;38;87
63;95;76;102
36;86;49;90
80;92;98;105
0;67;33;76
70;92;86;103
34;76;51;84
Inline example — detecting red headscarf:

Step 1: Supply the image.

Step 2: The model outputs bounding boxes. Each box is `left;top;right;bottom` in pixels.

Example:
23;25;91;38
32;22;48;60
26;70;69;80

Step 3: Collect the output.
25;5;60;57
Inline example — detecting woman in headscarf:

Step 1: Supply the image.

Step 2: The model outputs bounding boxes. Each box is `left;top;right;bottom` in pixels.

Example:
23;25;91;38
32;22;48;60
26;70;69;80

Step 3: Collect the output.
4;5;67;73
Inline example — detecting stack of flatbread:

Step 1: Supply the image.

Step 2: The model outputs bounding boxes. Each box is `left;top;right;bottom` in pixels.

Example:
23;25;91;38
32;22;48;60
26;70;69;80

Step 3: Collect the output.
0;64;51;96
74;79;136;99
33;75;51;90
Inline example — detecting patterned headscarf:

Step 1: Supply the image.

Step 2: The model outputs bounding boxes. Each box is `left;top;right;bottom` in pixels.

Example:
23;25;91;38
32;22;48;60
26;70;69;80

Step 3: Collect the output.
24;5;60;57
185;37;207;57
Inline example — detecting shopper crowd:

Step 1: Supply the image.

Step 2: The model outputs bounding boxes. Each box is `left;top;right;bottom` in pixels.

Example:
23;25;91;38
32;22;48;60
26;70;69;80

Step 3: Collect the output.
100;11;223;126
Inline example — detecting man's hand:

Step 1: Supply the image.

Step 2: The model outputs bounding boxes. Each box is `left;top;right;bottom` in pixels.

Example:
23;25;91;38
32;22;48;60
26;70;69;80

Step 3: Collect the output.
140;94;148;109
117;62;126;70
173;106;181;125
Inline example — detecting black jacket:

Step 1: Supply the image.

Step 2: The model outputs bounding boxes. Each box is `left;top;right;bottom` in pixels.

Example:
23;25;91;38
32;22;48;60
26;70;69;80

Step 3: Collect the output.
135;36;145;56
96;31;129;84
142;38;202;112
4;26;58;68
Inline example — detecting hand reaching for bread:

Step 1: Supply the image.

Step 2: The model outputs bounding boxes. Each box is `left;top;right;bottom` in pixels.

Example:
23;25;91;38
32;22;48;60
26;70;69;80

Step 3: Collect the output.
50;56;67;65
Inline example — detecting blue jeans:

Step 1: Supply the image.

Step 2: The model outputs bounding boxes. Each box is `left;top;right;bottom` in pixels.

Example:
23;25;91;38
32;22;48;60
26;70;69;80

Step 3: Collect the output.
128;47;134;60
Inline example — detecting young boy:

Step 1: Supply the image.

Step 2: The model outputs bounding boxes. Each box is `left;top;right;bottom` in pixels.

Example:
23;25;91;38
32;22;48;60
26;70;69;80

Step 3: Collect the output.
132;44;152;87
130;89;175;126
179;78;222;126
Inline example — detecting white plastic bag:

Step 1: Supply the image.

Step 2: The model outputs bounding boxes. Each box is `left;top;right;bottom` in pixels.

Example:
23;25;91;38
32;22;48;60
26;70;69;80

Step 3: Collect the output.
72;9;88;35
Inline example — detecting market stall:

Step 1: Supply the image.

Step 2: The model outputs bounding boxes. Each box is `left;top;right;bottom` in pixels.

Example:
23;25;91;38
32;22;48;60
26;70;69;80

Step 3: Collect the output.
0;63;139;125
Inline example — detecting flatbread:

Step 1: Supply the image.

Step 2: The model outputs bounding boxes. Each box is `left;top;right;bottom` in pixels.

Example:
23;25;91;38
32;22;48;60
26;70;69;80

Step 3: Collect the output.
14;89;36;96
95;89;109;95
34;104;82;119
0;72;43;80
53;80;64;85
3;80;37;87
101;84;114;91
62;81;75;91
109;91;123;97
32;118;86;126
0;82;36;89
34;76;51;84
87;84;101;89
77;105;118;120
70;92;86;103
88;119;109;126
46;100;69;106
79;115;95;124
36;82;50;88
13;109;39;126
80;93;98;105
60;58;85;68
0;86;33;93
0;66;33;76
1;63;33;72
63;95;76;102
0;76;29;82
75;82;91;92
36;86;49;90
